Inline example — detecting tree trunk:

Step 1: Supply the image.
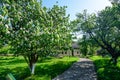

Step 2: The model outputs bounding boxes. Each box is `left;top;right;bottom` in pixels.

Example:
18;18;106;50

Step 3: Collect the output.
29;62;36;75
71;49;74;56
110;56;118;65
24;53;38;75
87;26;120;65
113;57;117;65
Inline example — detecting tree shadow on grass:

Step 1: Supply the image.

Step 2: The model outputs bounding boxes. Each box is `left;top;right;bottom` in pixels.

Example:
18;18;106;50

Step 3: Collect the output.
0;56;26;66
0;67;11;80
8;59;26;64
93;59;120;80
13;67;30;80
0;57;15;60
35;61;75;79
0;57;76;80
0;67;30;80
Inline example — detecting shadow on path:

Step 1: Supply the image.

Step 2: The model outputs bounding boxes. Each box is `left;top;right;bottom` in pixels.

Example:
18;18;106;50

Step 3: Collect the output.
52;58;97;80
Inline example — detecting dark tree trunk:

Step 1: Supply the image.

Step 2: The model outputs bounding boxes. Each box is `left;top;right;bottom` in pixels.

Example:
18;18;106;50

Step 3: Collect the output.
113;57;117;65
87;25;120;65
29;53;38;75
109;56;117;65
105;45;119;65
71;49;74;56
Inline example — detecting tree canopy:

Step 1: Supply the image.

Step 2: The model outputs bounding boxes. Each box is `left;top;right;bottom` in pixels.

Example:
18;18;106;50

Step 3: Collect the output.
0;0;71;74
71;2;120;64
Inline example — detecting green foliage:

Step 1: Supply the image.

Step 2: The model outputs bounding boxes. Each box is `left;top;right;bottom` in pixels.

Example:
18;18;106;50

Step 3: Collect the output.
90;56;120;80
0;0;71;56
109;0;120;4
78;35;98;56
0;45;11;54
71;3;120;64
70;10;99;56
0;0;71;74
0;56;78;80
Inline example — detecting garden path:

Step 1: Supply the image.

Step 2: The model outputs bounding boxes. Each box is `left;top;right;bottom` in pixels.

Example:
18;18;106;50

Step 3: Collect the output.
52;58;97;80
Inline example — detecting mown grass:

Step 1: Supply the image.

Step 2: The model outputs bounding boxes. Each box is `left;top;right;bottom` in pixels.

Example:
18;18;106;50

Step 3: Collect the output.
0;56;79;80
90;56;120;80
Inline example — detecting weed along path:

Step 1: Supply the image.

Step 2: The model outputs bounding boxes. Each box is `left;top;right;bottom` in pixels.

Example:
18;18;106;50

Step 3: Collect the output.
52;58;97;80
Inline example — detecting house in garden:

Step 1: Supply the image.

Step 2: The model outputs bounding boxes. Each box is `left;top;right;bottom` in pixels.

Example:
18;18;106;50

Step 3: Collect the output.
58;41;81;57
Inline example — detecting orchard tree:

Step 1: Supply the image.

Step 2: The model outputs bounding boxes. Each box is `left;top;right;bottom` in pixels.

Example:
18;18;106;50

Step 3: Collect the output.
0;0;71;75
78;35;88;56
95;4;120;64
72;3;120;64
78;35;98;56
70;10;98;56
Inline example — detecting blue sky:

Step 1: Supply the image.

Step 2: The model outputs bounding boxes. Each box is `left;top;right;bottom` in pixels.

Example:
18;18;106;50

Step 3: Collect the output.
42;0;111;21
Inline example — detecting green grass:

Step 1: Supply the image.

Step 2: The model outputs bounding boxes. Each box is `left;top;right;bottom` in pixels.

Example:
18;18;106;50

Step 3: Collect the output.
0;56;79;80
90;56;120;80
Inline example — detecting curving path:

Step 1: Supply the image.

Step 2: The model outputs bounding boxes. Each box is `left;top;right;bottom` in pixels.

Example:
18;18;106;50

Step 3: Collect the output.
52;58;97;80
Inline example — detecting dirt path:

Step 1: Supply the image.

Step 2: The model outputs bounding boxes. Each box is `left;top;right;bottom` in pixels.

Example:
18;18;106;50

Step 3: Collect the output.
52;58;97;80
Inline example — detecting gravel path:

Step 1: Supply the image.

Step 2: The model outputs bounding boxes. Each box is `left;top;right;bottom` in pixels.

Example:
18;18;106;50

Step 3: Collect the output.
52;58;97;80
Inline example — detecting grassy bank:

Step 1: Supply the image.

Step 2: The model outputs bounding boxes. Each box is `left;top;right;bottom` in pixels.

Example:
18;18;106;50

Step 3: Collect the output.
0;56;79;80
90;56;120;80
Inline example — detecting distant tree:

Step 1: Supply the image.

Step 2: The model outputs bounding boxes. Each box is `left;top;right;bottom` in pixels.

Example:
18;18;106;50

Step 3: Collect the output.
0;0;71;75
78;35;98;56
70;10;98;57
78;35;88;56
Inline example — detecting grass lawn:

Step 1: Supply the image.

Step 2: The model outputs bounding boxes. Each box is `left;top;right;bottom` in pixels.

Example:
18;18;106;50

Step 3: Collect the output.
0;56;79;80
90;56;120;80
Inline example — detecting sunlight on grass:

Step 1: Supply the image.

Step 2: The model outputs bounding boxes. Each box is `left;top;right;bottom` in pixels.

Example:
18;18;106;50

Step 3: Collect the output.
0;56;79;80
90;56;120;80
